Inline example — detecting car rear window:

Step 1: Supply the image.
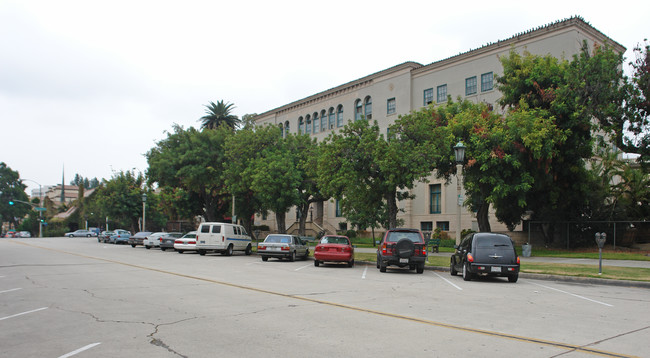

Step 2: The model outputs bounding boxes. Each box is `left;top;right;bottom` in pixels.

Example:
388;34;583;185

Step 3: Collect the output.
265;235;291;243
320;237;349;245
475;236;512;248
386;231;422;243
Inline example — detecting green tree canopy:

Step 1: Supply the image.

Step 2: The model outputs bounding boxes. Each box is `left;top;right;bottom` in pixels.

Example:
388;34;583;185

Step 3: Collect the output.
199;100;240;130
0;162;30;229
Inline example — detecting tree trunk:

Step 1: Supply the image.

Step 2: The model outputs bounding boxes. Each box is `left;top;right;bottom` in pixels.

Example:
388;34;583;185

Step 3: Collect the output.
476;200;491;232
276;211;287;234
297;202;309;236
385;191;398;229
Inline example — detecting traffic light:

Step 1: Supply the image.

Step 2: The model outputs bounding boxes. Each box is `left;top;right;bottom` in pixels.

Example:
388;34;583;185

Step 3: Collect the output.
8;200;14;205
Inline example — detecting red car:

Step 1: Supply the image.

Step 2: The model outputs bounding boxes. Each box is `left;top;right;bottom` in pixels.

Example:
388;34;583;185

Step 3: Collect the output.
313;235;354;267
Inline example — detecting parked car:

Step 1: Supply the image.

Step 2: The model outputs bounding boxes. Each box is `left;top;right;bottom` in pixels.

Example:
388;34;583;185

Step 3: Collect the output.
376;228;427;274
196;222;252;256
258;234;309;262
110;229;132;244
129;232;152;247
314;235;354;267
159;232;184;251
3;230;17;238
19;231;31;238
65;229;98;238
174;231;198;253
143;232;168;249
450;232;520;282
99;231;114;243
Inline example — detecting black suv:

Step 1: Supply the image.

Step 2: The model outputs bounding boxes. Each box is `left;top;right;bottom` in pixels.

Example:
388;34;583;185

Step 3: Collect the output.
450;232;520;282
376;228;427;273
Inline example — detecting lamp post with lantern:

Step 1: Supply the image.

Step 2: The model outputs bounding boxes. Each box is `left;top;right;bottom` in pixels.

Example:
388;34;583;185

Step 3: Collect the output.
142;193;147;232
454;141;466;245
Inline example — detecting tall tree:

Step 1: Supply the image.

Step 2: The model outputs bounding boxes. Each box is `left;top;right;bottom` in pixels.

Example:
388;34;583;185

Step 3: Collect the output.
199;100;240;130
93;171;145;232
0;162;30;229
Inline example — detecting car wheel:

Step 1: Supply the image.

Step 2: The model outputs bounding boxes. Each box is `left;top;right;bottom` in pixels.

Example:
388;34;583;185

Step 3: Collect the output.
450;258;458;276
262;256;268;262
303;249;309;260
314;260;320;267
376;255;380;269
177;250;183;254
416;263;424;274
348;259;354;268
226;244;233;256
131;244;136;248
161;248;166;251
199;250;206;256
289;251;296;262
508;274;519;283
245;244;252;255
379;260;387;273
462;262;473;281
68;234;74;238
86;234;91;237
145;246;151;249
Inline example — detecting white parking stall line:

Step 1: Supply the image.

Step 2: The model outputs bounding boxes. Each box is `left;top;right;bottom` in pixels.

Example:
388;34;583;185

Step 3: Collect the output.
531;282;613;307
57;343;101;358
433;272;463;290
362;265;368;279
0;288;22;294
294;264;311;271
0;307;48;321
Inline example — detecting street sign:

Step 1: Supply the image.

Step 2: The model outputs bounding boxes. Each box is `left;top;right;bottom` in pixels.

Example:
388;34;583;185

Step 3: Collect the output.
34;207;47;211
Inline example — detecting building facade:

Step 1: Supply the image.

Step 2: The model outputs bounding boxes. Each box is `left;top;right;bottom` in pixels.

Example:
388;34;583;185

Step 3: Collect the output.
253;17;625;236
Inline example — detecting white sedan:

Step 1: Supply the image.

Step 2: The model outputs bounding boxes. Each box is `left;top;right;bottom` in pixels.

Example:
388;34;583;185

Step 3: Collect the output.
143;232;168;249
173;231;198;253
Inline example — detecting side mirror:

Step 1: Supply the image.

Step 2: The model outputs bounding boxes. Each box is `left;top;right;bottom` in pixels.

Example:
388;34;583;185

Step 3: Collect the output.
453;244;459;250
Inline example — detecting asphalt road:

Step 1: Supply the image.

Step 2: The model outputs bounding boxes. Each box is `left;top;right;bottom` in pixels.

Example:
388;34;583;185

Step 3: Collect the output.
1;237;649;358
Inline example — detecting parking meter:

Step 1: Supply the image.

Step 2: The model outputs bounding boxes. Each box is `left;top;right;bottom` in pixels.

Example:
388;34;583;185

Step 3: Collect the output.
595;232;607;274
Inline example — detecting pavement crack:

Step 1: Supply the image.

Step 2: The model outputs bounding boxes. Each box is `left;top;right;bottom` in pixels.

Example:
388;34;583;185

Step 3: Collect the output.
148;317;197;358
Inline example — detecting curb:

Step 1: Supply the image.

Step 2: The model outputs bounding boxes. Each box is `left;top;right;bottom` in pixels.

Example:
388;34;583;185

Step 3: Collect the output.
356;260;650;289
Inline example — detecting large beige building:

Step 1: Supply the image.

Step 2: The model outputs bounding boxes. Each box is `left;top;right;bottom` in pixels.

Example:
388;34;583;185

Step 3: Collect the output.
253;17;625;237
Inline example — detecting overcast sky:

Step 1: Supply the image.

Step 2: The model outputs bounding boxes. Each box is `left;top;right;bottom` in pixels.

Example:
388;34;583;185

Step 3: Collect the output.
1;0;648;195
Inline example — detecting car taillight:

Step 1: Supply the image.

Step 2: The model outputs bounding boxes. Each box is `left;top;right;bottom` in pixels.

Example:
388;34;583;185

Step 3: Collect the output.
175;240;182;244
342;247;350;252
159;238;163;242
189;241;196;244
381;243;387;254
516;256;520;264
467;253;474;262
259;245;266;250
281;246;290;251
222;236;225;242
315;246;322;251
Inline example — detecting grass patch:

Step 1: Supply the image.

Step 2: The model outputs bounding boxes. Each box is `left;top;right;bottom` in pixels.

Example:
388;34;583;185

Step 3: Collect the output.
529;248;650;261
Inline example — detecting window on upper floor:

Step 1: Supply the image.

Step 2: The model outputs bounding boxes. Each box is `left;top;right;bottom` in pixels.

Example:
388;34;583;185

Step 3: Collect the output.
465;76;477;96
321;110;327;132
298;117;304;134
355;99;363;121
364;96;372;120
481;72;493;92
424;88;433;105
437;84;447;103
285;121;290;136
337;105;344;127
335;199;342;217
387;98;396;115
328;108;335;129
430;184;441;214
313;112;319;134
305;115;312;134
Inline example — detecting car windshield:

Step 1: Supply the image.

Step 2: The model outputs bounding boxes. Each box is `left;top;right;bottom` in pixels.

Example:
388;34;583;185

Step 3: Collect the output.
265;235;291;243
320;237;349;245
475;236;512;248
386;231;421;243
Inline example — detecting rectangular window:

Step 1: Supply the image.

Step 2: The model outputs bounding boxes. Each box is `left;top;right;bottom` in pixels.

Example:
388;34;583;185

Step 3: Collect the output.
481;72;493;92
420;221;433;232
436;84;447;103
423;88;433;105
313;117;319;134
211;225;221;234
329;112;335;129
337;109;343;127
200;225;210;233
465;76;477;95
387;98;396;114
429;184;441;214
436;221;450;231
335;200;342;217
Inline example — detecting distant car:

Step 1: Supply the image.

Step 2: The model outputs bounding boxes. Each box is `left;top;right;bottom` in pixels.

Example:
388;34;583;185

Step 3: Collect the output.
376;228;427;274
174;231;198;253
65;229;98;238
110;229;132;244
99;231;114;243
159;232;184;251
314;235;354;267
4;230;17;238
143;232;168;249
258;234;309;262
19;231;32;238
129;232;152;247
450;232;520;282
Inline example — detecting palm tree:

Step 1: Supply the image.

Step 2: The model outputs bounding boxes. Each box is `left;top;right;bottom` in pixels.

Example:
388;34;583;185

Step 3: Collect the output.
199;100;240;130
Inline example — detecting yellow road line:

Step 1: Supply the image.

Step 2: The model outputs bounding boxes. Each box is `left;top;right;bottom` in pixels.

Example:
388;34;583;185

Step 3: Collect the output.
9;240;641;358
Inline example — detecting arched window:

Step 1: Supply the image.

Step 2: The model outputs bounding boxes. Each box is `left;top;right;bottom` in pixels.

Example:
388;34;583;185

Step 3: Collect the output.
305;115;312;134
313;112;319;134
355;99;362;121
285;121;290;136
364;96;372;120
337;105;344;127
328;107;335;129
279;124;284;138
298;116;304;134
320;110;327;132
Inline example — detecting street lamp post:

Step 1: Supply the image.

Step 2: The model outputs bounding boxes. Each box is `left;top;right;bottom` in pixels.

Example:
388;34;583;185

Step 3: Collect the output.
454;141;466;245
142;193;147;232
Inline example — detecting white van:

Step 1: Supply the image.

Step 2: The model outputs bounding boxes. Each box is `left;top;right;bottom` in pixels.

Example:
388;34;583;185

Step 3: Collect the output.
195;222;252;256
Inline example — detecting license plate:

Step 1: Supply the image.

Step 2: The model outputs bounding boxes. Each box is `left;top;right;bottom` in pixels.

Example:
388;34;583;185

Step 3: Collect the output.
491;266;502;273
399;258;408;264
